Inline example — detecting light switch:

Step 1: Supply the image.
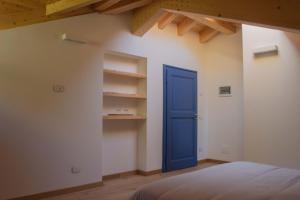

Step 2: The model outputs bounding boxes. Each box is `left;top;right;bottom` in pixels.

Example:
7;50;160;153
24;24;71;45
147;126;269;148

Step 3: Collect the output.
53;84;65;93
71;167;81;174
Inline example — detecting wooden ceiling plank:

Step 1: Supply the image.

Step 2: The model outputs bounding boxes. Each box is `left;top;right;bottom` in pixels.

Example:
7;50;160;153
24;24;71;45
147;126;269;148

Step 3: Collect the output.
199;27;219;43
0;2;28;14
0;1;40;14
1;0;43;9
102;0;152;15
177;17;197;36
93;0;121;11
158;12;177;29
0;7;94;30
46;0;103;15
180;13;236;34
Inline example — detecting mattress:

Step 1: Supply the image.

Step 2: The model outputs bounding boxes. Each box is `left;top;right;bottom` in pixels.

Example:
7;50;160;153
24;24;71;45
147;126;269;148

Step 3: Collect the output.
131;162;300;200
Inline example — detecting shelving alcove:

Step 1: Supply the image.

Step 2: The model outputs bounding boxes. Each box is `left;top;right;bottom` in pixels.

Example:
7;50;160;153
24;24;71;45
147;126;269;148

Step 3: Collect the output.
102;51;147;176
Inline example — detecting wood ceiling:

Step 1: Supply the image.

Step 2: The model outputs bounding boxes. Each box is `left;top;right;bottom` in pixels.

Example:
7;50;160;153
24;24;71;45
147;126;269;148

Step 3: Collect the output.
0;0;240;43
1;1;299;43
158;12;238;43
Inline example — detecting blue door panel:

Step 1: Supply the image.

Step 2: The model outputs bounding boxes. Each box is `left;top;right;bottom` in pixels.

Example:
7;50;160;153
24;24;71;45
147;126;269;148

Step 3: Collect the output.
163;65;197;172
171;75;195;111
171;118;195;160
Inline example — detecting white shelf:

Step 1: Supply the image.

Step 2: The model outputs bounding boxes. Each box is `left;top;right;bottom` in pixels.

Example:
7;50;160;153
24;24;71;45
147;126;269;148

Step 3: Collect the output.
103;92;146;99
103;69;146;79
103;115;146;120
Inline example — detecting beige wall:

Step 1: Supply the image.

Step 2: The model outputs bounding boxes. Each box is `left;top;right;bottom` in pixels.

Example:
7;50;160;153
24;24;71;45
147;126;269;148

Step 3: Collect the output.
106;18;207;172
203;31;244;161
0;13;243;199
0;15;104;200
243;25;300;169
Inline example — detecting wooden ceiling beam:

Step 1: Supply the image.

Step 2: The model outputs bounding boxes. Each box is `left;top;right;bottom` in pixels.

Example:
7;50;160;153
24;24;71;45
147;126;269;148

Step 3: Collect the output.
158;12;177;29
101;0;152;15
177;17;197;36
93;0;121;11
180;13;236;34
131;1;164;36
199;27;219;43
46;0;103;15
132;9;166;36
133;0;300;37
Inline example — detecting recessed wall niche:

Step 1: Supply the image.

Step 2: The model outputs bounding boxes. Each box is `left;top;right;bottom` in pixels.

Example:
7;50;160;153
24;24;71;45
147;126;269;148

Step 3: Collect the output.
102;51;147;176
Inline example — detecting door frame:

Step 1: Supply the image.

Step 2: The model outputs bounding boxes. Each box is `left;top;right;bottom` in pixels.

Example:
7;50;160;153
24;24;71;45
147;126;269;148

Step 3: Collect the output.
162;64;198;172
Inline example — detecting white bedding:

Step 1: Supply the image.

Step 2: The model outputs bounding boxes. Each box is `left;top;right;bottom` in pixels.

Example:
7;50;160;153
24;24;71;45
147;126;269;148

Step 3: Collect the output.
131;162;300;200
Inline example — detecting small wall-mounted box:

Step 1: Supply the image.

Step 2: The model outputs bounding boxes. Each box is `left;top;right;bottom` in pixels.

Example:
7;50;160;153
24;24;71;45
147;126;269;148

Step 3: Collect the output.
219;86;232;97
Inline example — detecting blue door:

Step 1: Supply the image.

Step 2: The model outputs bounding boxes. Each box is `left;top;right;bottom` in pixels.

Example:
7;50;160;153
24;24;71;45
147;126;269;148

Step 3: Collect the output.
163;65;198;172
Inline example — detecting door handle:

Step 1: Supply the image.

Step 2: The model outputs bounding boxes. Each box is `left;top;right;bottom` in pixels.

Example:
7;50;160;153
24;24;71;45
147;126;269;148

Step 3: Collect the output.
194;114;198;119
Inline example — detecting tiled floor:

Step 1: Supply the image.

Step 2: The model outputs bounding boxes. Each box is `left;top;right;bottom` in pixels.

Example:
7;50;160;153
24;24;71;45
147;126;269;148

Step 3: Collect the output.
44;162;217;200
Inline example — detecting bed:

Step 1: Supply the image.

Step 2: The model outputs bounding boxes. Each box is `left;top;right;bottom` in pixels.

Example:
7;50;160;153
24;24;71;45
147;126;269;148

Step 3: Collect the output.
131;162;300;200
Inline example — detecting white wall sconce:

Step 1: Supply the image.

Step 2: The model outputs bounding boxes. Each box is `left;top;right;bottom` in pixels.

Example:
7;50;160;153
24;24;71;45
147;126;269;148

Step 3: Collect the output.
61;33;87;44
60;33;101;47
253;45;279;57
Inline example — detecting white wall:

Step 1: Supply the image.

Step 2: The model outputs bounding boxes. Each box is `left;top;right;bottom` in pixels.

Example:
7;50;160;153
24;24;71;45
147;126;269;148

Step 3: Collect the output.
243;25;300;169
100;15;207;172
204;31;244;162
0;18;104;199
0;13;243;199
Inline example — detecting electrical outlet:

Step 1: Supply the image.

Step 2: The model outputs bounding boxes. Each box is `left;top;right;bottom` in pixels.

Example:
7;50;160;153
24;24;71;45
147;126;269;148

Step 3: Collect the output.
53;84;65;93
71;167;81;174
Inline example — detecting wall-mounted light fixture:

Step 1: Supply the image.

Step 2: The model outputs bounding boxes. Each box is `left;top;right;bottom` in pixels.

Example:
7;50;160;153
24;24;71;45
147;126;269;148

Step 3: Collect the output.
253;45;279;57
61;33;87;44
60;33;101;47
